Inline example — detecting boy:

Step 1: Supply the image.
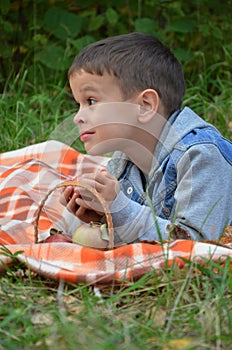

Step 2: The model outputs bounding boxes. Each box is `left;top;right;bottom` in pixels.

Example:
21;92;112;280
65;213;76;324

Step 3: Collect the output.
61;32;232;246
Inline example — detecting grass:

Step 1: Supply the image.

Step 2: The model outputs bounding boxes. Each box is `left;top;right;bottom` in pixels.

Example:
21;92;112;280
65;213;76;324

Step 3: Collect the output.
1;259;232;349
0;69;84;153
0;60;232;349
184;58;232;141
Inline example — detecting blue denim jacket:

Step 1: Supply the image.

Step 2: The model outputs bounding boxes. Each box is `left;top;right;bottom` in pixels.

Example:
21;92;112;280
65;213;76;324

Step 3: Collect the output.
107;107;232;243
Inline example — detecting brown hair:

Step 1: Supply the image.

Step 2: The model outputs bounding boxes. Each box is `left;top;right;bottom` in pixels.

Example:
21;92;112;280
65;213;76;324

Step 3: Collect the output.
69;32;185;117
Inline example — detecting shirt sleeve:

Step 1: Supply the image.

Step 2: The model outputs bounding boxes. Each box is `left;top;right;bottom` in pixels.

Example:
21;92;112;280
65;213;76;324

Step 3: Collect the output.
109;189;172;244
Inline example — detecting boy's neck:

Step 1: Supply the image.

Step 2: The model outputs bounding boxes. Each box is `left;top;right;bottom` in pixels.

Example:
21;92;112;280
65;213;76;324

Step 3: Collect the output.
124;113;167;175
126;147;154;175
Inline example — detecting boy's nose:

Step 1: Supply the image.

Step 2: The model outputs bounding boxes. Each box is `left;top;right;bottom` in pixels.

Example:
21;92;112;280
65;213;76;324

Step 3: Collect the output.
73;110;84;124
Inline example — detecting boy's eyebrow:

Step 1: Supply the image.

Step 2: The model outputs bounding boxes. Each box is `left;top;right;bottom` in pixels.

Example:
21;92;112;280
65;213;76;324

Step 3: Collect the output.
80;85;98;93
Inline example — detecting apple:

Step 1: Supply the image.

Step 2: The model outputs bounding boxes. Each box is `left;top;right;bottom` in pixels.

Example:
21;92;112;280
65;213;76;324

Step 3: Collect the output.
72;223;109;250
41;228;72;243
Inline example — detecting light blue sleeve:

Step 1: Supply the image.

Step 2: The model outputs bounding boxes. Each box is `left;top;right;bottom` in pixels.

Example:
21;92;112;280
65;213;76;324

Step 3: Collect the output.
109;190;171;243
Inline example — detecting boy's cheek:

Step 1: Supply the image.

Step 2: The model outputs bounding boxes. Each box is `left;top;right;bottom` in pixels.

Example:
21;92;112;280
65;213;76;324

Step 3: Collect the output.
78;103;139;127
96;102;139;125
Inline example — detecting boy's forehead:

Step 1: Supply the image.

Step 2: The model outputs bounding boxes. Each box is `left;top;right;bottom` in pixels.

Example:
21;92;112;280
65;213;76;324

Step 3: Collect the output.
69;69;120;90
69;69;126;101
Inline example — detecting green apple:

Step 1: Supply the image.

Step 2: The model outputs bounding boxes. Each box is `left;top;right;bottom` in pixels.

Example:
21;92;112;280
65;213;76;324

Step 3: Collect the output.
72;223;109;250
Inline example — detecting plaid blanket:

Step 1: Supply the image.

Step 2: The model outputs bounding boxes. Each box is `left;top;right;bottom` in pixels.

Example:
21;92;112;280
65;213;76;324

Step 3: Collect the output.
1;140;232;284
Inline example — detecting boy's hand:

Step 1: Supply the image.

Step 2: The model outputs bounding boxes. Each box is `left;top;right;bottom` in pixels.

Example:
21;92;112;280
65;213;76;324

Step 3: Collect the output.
60;171;120;223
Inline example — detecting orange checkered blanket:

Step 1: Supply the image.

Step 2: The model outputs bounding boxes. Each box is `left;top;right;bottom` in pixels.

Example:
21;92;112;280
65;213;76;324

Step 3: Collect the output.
1;141;232;284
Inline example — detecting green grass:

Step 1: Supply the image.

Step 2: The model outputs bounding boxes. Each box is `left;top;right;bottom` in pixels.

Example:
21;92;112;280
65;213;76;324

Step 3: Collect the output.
0;69;84;153
1;258;232;349
184;59;232;141
0;61;232;349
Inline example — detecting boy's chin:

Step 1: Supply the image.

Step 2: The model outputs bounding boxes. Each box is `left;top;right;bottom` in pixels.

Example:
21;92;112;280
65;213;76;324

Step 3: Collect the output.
85;143;117;156
85;147;111;157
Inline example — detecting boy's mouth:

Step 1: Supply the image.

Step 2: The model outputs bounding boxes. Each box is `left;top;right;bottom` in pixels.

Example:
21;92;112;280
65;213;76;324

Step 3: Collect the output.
80;131;95;142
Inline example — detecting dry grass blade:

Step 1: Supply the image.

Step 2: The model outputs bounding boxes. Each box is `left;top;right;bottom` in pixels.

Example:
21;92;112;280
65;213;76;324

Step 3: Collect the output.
33;181;114;249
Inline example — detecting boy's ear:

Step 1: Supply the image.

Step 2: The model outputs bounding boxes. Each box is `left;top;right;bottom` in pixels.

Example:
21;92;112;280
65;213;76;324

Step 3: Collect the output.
137;89;159;123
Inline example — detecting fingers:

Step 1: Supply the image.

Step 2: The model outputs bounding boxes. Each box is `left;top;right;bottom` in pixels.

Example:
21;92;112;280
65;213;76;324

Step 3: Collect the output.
67;192;80;214
59;183;97;213
59;171;119;220
77;171;120;203
59;186;80;215
76;194;104;214
59;186;74;206
82;170;117;184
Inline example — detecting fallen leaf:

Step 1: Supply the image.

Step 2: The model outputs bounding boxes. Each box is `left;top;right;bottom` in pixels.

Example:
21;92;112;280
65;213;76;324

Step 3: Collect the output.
228;121;232;131
145;306;167;327
162;338;193;350
31;313;53;326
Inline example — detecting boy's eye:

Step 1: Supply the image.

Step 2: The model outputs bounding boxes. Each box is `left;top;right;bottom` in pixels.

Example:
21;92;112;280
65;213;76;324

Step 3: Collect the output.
87;98;97;106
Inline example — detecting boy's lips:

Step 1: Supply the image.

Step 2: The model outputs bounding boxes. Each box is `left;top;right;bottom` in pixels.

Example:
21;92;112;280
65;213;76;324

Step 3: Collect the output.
80;131;95;142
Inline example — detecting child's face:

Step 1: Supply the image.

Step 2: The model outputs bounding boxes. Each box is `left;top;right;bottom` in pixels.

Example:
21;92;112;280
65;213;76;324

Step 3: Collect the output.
70;69;140;155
